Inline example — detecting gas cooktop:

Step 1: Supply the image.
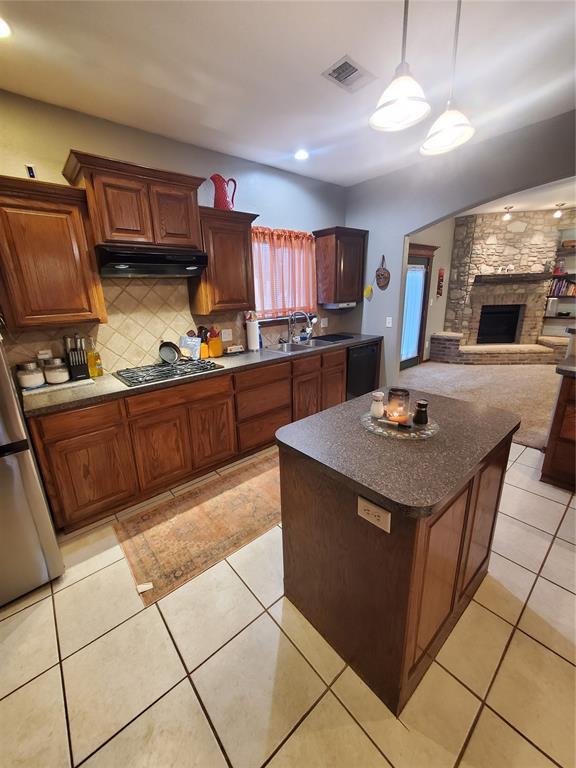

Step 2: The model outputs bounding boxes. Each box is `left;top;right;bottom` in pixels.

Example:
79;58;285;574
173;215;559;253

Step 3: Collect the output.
114;359;224;387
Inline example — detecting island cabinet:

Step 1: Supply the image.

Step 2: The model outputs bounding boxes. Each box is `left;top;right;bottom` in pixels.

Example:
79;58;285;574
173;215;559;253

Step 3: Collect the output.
541;372;575;491
63;150;205;249
277;391;518;715
189;207;259;314
0;177;106;328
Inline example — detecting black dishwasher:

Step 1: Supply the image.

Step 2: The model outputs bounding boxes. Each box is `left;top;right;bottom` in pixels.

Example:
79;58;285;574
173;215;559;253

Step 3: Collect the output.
347;342;380;400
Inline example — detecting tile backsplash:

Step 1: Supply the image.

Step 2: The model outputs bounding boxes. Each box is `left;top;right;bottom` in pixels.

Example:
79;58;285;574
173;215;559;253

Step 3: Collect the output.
3;278;246;373
3;279;356;373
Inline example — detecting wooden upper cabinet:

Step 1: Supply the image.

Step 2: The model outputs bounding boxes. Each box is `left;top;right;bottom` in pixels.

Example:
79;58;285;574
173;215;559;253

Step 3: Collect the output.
63;150;204;248
0;177;106;328
313;226;368;306
93;174;154;243
149;183;202;248
189;207;259;314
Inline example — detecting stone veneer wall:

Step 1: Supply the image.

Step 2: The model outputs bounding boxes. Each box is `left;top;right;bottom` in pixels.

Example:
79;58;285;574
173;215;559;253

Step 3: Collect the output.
444;208;576;341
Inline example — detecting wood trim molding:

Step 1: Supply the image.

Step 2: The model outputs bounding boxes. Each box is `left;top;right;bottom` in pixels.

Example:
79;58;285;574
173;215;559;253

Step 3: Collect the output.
63;150;206;189
408;243;439;259
0;175;86;203
199;206;259;224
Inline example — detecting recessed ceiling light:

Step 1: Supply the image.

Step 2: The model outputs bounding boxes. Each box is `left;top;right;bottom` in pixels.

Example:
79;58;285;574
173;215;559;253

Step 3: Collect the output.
0;18;12;38
294;149;309;161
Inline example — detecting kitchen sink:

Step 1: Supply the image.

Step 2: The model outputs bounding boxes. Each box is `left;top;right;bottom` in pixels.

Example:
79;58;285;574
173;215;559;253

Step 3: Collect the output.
267;343;309;353
302;338;332;347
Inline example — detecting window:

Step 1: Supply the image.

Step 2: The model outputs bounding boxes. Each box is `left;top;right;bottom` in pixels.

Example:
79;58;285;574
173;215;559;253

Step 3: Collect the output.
252;227;316;319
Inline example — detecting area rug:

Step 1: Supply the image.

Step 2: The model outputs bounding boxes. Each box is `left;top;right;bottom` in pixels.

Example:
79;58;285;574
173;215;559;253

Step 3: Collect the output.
115;453;280;605
397;362;558;449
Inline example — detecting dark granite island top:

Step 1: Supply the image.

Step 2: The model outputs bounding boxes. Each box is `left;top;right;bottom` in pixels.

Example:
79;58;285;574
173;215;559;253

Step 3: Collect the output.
276;388;519;716
276;389;520;517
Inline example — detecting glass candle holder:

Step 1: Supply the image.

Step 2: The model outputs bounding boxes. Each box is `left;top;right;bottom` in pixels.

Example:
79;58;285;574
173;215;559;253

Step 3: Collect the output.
387;387;410;424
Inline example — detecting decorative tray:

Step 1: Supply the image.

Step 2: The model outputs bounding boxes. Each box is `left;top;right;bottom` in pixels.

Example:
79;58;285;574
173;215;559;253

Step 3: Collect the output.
360;412;439;440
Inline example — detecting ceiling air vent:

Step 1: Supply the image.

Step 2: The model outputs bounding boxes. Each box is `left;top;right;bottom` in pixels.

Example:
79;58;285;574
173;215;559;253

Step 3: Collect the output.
322;55;375;93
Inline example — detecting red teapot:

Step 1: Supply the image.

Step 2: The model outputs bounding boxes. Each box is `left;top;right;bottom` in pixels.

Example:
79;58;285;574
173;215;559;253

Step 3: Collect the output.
210;173;237;210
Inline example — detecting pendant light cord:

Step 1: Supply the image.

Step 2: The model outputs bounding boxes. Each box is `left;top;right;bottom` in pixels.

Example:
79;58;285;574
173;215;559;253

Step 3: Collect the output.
400;0;409;64
448;0;462;104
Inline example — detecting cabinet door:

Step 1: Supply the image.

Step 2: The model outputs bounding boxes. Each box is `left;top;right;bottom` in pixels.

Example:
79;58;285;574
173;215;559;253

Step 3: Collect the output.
149;183;202;248
47;425;138;528
131;406;193;491
199;215;254;311
189;395;237;469
459;450;506;597
0;196;106;327
293;372;321;421
321;365;346;410
336;234;365;303
412;487;468;663
93;174;154;243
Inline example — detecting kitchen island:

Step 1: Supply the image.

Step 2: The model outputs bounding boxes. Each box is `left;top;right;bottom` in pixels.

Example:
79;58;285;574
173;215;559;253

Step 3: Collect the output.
276;390;520;715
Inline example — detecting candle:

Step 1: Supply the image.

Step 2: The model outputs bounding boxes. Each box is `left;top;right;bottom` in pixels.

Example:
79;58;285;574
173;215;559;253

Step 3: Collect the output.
387;388;410;424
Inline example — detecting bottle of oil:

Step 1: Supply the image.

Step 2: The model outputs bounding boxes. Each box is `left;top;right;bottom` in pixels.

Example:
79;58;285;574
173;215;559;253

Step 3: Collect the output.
87;337;103;378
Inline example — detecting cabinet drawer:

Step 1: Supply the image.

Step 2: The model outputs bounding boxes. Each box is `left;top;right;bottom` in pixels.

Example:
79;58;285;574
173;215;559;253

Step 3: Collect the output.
126;375;232;417
292;354;321;376
238;407;292;452
236;379;292;422
322;349;347;369
234;362;291;391
37;400;124;442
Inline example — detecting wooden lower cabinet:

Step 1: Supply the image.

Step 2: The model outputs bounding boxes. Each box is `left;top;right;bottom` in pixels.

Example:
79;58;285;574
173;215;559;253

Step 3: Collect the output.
189;395;236;469
321;365;346;410
130;406;193;492
293;372;322;421
46;424;138;529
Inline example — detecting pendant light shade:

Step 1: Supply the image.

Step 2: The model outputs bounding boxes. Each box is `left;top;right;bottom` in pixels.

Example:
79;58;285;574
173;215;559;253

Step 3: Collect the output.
420;0;474;156
369;1;430;132
420;105;475;155
553;203;565;219
502;206;513;222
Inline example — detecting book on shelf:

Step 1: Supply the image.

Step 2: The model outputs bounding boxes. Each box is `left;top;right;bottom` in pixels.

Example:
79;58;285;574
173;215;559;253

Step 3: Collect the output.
549;278;576;297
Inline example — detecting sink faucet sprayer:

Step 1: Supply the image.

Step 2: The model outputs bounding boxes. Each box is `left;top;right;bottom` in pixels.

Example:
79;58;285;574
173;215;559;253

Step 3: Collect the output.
287;311;318;343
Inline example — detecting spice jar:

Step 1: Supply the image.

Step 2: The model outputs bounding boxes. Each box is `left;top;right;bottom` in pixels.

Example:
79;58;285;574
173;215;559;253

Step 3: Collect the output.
16;362;45;389
387;388;410;424
413;400;429;425
44;358;70;385
370;391;385;418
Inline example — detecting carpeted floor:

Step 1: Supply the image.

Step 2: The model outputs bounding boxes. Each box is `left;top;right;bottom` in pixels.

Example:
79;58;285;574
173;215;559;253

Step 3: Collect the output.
397;362;559;449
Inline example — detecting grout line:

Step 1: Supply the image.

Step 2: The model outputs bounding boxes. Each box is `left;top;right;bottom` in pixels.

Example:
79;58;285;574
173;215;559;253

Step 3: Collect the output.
483;703;564;768
496;508;561;537
503;478;571;506
0;590;52;624
73;676;188;768
155;604;234;768
51;554;126;596
0;660;61;704
50;588;74;768
58;605;148;663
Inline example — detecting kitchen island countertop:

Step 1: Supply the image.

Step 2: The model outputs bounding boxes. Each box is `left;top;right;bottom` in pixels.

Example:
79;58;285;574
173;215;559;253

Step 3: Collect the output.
22;334;382;417
276;389;520;517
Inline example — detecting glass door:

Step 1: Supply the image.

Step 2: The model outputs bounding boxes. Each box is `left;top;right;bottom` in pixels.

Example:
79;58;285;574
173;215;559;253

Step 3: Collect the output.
400;262;427;369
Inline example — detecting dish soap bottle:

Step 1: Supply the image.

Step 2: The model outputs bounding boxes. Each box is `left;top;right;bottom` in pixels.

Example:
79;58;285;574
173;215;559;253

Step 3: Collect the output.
87;337;104;378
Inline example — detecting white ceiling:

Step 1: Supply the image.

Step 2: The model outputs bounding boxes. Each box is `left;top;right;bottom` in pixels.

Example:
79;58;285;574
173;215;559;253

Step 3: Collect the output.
0;1;574;186
465;177;576;214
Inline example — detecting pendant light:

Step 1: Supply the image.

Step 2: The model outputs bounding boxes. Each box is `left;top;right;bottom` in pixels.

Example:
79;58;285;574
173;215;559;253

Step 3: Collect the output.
502;206;513;221
420;0;474;155
369;0;430;132
553;203;565;219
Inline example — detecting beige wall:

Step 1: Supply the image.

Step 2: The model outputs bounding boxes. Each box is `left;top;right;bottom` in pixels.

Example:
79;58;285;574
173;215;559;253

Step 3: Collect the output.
408;218;455;360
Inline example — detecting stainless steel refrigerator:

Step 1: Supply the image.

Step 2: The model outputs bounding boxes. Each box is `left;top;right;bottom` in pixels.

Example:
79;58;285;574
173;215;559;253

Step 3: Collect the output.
0;336;63;606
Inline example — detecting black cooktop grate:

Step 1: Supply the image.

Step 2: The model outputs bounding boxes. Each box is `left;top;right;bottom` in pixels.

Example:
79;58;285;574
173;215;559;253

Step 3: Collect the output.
114;359;224;387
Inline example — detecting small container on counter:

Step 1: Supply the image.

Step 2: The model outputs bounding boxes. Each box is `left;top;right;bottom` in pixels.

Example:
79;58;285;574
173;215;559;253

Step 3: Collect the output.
387;387;411;424
413;399;429;426
370;391;386;419
87;337;103;378
44;358;70;385
17;362;45;390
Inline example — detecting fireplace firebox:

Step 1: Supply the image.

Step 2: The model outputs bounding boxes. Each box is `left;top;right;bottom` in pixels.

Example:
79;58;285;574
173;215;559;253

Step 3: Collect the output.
477;304;524;344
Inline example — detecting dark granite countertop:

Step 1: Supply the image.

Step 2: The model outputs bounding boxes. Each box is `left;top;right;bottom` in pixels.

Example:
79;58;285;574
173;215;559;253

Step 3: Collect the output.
276;390;520;518
557;355;576;378
22;334;382;417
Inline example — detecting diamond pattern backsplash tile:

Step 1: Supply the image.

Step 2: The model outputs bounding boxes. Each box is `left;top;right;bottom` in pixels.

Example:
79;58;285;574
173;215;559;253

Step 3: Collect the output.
3;279;247;373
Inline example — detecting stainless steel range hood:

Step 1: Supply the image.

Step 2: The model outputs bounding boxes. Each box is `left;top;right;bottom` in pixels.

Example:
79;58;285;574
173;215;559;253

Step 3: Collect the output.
96;244;208;278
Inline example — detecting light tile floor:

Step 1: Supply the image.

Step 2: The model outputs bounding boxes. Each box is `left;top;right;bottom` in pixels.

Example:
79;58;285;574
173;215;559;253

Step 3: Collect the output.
1;445;575;768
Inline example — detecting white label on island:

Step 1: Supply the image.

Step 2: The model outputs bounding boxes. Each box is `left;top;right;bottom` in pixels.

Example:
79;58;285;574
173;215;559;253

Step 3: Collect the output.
357;497;392;533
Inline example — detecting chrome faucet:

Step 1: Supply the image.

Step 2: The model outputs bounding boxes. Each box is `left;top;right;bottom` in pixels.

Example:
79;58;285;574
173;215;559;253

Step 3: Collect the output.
288;311;316;343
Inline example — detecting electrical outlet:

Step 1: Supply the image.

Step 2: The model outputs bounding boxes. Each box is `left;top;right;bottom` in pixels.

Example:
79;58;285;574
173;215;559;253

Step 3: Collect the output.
221;328;233;342
385;316;393;328
320;317;328;328
357;497;392;533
